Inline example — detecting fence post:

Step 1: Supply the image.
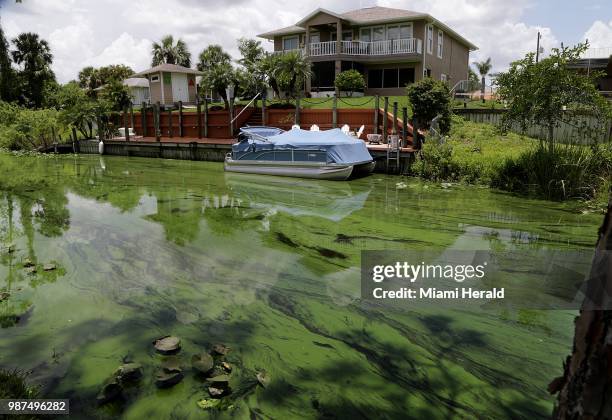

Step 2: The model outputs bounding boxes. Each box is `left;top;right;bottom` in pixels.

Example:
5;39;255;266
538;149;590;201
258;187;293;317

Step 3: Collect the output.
332;95;338;128
197;98;202;139
155;102;161;142
295;97;301;125
392;101;398;135
129;103;134;133
383;97;389;141
262;95;267;126
141;102;147;137
204;98;209;138
167;107;173;138
178;101;184;137
402;107;408;147
123;105;130;142
373;95;379;134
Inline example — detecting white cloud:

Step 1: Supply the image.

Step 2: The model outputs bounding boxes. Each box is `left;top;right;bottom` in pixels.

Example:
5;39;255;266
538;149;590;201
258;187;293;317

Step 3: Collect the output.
583;20;612;48
0;0;567;83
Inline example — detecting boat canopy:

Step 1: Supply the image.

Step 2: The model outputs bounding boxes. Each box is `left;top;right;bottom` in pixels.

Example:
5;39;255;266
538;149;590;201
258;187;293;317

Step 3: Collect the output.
234;128;373;165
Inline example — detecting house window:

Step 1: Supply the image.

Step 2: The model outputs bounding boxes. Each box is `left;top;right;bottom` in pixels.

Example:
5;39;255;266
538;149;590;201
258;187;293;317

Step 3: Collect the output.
399;68;415;86
426;25;433;54
399;24;413;39
342;30;353;41
368;69;383;88
424;68;431;78
437;30;444;58
372;26;385;42
283;36;298;51
309;32;320;44
360;28;371;42
387;25;400;41
150;75;160;82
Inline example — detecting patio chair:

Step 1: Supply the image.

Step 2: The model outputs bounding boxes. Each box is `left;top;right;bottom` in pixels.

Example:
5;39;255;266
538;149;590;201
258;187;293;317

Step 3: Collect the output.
356;125;365;139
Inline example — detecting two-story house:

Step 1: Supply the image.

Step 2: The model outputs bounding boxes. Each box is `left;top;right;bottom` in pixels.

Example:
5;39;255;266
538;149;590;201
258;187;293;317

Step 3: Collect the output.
258;6;478;96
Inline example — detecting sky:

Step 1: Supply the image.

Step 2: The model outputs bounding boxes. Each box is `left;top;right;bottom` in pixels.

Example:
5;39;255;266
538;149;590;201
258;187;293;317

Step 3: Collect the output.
0;0;611;83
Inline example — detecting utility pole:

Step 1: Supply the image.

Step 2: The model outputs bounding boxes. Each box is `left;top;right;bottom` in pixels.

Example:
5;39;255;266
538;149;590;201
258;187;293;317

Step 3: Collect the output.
536;31;541;63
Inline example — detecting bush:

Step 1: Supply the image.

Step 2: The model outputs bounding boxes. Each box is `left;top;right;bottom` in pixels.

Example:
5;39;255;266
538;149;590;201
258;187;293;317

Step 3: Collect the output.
407;78;452;135
334;70;365;96
0;102;61;150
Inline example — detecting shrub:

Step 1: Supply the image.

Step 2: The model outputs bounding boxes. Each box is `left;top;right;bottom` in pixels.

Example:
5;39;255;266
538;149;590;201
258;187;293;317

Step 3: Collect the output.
334;70;365;96
407;78;452;135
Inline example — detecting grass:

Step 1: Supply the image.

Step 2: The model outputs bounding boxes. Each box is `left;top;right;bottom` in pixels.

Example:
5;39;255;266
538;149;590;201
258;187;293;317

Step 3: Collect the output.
411;116;612;208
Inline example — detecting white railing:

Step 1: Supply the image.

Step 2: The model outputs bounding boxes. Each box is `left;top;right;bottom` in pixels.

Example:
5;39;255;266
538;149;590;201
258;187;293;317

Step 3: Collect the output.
272;48;304;56
308;41;337;56
581;47;612;59
307;38;422;57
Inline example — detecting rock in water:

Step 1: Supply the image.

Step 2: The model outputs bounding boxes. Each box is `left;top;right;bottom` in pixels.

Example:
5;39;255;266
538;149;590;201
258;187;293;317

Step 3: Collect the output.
25;266;37;275
221;362;232;373
208;386;227;397
23;258;34;268
115;363;143;382
256;371;270;388
153;336;181;354
0;291;9;302
97;381;123;404
43;263;57;271
210;343;229;356
192;353;214;375
161;356;182;373
155;370;183;388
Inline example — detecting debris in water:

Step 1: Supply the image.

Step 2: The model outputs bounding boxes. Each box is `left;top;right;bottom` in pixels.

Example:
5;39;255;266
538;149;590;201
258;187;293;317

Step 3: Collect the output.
441;182;452;189
0;291;9;302
25;266;37;275
197;398;220;410
208;386;227;397
396;182;407;189
210;344;229;356
43;263;57;271
192;353;214;375
23;258;34;268
256;371;270;388
153;336;181;354
221;362;232;373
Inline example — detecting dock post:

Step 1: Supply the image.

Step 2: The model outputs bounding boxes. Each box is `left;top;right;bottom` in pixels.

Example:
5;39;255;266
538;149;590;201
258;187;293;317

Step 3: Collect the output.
373;95;379;134
229;100;234;137
129;103;134;133
204;98;209;138
402;107;408;147
332;96;338;128
178;101;184;137
383;97;389;141
392;102;398;135
295;97;300;126
167;107;173;137
197;98;202;139
141;102;147;137
123;105;130;141
155;101;161;142
261;95;267;126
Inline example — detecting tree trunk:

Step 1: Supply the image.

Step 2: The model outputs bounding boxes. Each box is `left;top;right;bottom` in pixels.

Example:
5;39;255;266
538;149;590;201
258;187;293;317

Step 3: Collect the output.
549;201;612;419
548;122;555;155
481;76;485;103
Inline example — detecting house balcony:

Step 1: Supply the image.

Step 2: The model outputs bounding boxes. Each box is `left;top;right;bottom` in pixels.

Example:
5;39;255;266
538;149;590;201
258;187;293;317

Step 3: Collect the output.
307;38;422;58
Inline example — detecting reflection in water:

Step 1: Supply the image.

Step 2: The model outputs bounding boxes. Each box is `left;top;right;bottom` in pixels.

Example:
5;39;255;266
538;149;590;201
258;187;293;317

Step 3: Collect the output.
0;153;603;419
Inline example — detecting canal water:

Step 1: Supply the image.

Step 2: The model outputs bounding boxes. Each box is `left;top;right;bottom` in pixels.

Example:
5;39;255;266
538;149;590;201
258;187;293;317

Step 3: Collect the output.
0;153;602;419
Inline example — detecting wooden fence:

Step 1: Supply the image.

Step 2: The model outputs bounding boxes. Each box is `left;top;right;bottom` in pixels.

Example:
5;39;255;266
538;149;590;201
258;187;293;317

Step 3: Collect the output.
454;109;612;144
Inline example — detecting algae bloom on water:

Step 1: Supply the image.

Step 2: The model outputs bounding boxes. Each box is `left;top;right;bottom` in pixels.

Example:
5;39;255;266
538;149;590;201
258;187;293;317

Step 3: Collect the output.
0;153;602;419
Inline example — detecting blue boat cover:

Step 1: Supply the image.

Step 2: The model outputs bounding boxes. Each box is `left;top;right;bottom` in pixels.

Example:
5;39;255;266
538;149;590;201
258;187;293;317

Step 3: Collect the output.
236;128;373;165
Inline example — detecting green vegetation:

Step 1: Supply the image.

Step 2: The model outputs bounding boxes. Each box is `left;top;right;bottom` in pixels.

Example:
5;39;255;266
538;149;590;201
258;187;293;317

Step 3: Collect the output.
334;69;365;95
472;57;492;103
151;34;191;68
407;78;452;137
0;368;38;399
411;116;611;206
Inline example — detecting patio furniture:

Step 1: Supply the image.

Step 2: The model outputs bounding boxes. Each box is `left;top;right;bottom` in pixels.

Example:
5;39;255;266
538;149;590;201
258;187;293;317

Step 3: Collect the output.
310;124;320;131
356;125;365;139
366;134;382;144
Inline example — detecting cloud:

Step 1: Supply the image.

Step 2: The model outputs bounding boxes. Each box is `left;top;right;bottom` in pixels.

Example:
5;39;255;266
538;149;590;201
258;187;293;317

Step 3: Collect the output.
583;20;612;48
1;0;566;83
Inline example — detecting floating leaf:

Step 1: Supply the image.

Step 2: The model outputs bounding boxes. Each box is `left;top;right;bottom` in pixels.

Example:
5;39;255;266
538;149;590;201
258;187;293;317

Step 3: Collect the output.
197;398;220;410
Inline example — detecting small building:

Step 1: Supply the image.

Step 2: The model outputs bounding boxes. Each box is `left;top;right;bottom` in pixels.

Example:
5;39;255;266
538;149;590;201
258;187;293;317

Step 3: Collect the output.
123;77;150;105
131;63;203;105
568;47;612;99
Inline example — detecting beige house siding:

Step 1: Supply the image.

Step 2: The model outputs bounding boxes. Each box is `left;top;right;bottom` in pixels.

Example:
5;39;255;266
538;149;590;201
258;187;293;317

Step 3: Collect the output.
149;73;163;104
421;23;469;85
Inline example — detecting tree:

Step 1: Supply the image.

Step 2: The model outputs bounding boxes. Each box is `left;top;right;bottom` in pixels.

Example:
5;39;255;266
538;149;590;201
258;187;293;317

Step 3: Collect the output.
236;38;266;98
472;57;492;103
101;78;131;112
51;81;96;139
549;202;612;418
0;21;15;101
197;45;235;109
495;43;610;153
467;68;479;93
334;70;365;96
152;35;191;67
274;51;311;98
259;53;282;98
406;78;452;148
11;32;55;108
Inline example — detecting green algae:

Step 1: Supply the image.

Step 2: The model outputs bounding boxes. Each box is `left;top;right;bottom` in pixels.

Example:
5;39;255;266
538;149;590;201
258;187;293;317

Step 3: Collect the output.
0;152;603;419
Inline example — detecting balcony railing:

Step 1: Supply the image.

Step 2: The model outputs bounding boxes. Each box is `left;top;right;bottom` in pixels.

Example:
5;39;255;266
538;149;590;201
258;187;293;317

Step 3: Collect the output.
305;38;422;57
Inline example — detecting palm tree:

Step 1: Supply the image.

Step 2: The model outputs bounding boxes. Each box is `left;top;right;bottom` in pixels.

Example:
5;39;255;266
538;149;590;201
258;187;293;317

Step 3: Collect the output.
152;35;191;67
197;45;233;109
11;32;54;107
273;51;312;99
472;57;492;103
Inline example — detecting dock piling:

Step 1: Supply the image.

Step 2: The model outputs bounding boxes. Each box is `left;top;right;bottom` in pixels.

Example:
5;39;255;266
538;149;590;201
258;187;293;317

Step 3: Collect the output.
373;95;379;134
392;101;398;135
178;101;184;137
402;107;408;147
141;102;147;137
204;98;209;138
155;102;161;142
197;98;202;139
332;96;338;128
123;105;130;142
383;97;389;141
167;107;173;138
